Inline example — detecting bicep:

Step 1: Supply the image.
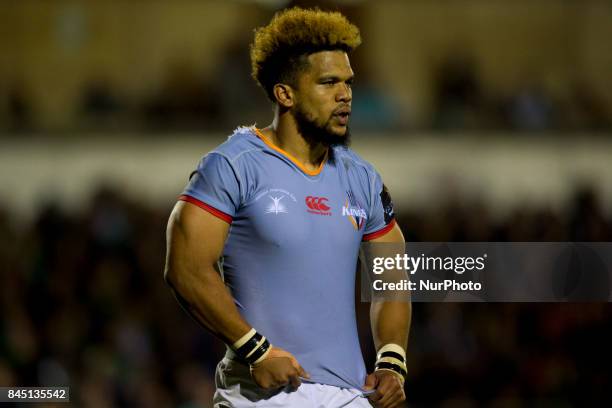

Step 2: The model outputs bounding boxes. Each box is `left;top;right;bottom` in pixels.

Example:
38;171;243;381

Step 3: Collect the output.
165;200;230;283
369;222;404;243
367;222;406;278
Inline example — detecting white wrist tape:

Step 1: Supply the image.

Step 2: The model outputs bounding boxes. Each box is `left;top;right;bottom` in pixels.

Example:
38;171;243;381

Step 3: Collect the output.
232;328;257;349
375;343;407;379
376;343;406;361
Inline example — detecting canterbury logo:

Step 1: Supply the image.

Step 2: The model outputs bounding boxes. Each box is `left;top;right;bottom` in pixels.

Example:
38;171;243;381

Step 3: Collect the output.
305;196;331;215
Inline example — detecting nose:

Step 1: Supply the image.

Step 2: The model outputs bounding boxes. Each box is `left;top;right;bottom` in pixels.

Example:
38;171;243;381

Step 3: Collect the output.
336;83;352;103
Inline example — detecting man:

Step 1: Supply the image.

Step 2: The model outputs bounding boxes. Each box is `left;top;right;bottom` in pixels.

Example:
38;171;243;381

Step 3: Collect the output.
165;7;411;408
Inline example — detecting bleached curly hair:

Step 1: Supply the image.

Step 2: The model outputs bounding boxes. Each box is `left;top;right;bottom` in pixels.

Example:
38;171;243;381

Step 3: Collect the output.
250;7;361;102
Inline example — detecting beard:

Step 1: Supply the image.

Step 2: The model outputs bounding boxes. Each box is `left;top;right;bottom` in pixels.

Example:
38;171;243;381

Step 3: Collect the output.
293;104;351;148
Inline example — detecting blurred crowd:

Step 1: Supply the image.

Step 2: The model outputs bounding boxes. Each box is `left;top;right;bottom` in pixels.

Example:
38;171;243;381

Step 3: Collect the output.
430;56;611;133
1;185;611;406
3;0;612;135
5;51;611;134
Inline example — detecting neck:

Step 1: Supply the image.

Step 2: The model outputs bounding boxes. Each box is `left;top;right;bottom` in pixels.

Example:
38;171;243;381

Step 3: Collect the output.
260;110;328;170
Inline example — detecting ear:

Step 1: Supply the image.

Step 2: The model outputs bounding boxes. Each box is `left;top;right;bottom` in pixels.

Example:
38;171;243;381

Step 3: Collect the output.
273;84;295;109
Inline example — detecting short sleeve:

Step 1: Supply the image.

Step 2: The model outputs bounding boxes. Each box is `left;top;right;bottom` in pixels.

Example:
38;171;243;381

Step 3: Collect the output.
362;171;396;241
179;153;241;224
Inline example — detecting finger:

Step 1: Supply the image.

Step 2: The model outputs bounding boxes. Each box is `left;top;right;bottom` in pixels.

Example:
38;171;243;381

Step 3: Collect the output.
295;363;310;379
367;389;383;403
288;355;299;368
288;374;301;389
363;373;378;390
286;355;309;379
391;390;407;408
376;380;400;407
390;389;406;408
272;372;290;388
291;358;309;378
289;366;301;388
376;388;392;407
381;388;405;408
260;379;275;389
283;363;301;387
263;374;281;390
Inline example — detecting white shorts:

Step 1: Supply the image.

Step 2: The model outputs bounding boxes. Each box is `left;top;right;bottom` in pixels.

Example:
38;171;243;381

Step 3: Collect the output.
213;357;372;408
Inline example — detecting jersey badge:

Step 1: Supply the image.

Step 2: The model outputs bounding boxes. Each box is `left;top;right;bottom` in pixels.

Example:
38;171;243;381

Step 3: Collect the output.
380;184;395;224
265;196;288;214
255;188;297;215
342;190;367;230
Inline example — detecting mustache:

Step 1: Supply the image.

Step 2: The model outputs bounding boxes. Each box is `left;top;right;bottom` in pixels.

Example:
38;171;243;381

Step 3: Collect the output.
332;105;351;115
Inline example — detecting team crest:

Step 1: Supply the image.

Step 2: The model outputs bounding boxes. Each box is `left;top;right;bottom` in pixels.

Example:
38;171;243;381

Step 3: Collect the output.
266;196;288;214
342;190;367;230
380;184;394;224
255;188;297;215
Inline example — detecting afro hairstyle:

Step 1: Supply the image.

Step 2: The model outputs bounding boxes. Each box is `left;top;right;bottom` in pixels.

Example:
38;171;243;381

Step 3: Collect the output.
250;7;361;102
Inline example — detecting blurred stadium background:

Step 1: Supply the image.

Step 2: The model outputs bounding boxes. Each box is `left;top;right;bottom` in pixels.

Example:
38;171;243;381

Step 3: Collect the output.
1;0;611;406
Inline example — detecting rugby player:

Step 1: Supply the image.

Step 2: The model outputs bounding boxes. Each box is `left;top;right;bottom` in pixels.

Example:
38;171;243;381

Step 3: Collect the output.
164;7;411;407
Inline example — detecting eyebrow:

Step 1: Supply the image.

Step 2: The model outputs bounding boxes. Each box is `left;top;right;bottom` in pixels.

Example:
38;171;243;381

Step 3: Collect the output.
319;75;355;82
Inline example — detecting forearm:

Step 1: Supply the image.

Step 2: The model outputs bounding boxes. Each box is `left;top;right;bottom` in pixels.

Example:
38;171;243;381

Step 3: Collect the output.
370;300;411;351
166;266;251;345
369;222;411;351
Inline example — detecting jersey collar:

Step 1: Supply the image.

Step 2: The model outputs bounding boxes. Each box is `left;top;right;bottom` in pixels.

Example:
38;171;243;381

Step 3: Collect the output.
252;127;328;177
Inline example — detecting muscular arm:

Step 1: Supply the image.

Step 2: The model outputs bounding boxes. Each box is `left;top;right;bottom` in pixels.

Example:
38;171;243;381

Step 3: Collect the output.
364;222;411;407
164;200;250;344
164;200;307;388
369;222;411;352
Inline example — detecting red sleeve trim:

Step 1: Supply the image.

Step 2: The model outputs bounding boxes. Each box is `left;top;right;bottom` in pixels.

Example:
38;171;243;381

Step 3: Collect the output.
178;195;233;224
362;218;396;241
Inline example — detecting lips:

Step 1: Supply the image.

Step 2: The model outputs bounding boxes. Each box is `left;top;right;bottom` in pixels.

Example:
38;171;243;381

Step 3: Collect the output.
333;106;351;125
335;113;349;125
334;106;351;116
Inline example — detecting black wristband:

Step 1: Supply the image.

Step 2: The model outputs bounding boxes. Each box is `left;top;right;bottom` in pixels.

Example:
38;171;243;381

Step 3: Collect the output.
379;351;406;363
245;338;271;365
375;361;407;378
235;332;263;359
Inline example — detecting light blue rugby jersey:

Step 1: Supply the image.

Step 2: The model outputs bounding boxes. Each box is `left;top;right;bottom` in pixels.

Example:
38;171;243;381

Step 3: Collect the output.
180;126;396;390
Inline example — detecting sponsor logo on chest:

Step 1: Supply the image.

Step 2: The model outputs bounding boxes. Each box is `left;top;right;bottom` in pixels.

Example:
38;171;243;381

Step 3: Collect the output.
305;196;332;216
255;188;297;215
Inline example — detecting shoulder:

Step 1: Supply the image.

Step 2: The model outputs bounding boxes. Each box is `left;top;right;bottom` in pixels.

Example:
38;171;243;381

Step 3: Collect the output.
332;145;379;180
207;126;264;164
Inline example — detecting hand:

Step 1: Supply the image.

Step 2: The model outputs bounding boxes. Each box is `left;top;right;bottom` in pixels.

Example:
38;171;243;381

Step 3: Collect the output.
363;370;406;408
250;346;310;390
